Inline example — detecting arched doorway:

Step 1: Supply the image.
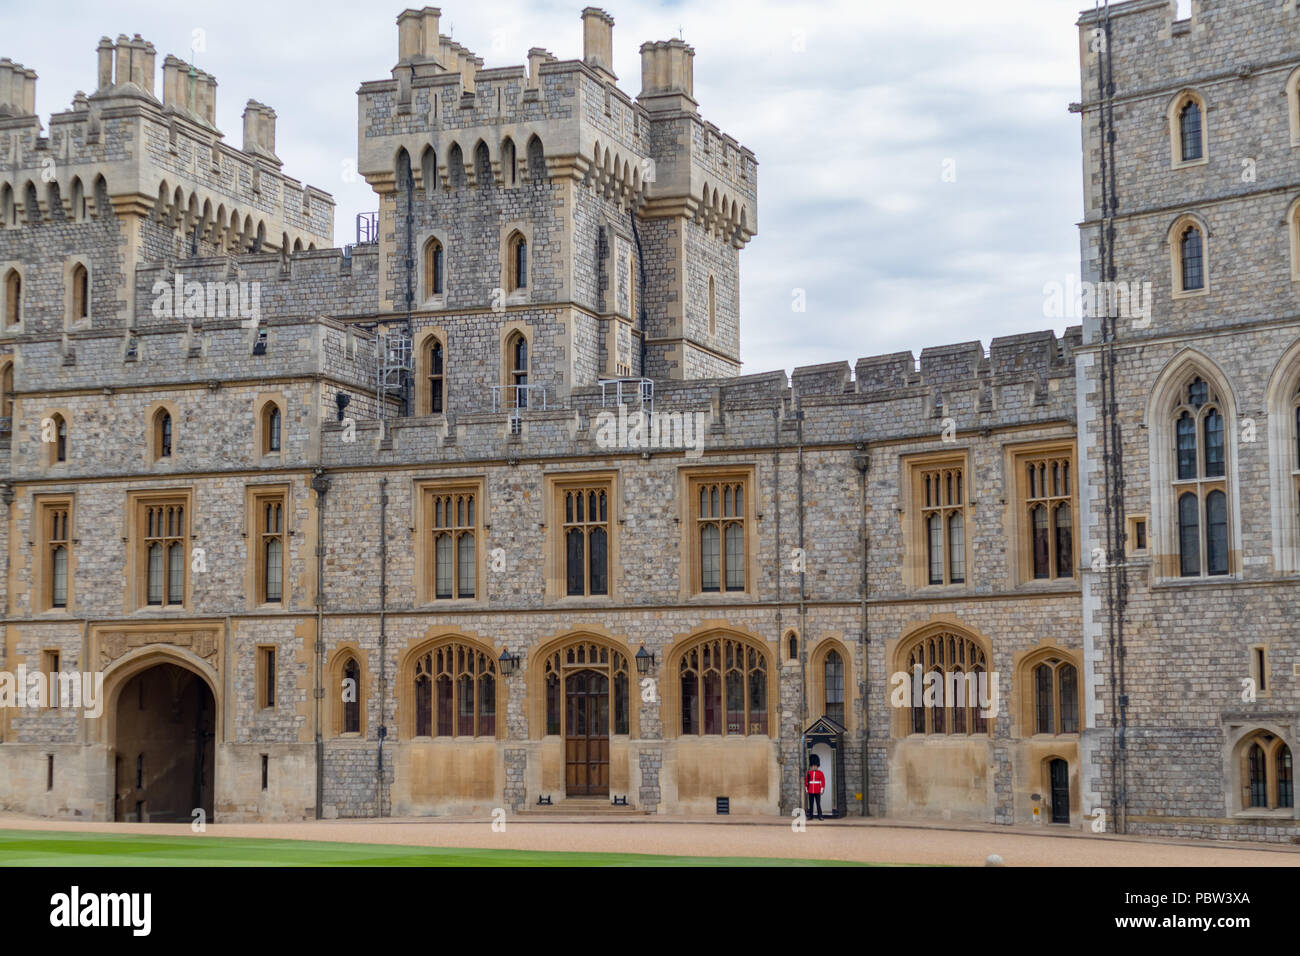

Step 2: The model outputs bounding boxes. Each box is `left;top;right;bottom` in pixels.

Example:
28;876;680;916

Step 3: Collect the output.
112;663;215;823
536;639;631;797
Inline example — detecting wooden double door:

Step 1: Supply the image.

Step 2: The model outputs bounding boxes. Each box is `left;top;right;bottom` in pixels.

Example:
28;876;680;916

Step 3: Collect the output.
565;670;609;796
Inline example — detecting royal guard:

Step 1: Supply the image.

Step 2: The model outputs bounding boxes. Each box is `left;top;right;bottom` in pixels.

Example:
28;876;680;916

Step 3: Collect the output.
805;755;826;821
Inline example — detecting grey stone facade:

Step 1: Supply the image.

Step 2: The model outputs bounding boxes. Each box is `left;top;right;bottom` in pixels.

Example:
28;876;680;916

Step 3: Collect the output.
0;1;1294;842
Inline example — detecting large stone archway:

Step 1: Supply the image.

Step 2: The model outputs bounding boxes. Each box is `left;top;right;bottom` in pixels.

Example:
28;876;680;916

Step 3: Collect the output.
111;662;215;823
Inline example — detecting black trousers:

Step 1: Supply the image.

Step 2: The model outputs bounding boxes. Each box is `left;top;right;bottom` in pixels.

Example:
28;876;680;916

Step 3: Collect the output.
808;793;823;819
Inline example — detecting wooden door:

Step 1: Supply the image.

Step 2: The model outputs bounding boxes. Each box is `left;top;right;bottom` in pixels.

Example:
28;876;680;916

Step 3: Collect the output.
1049;758;1070;823
565;670;609;796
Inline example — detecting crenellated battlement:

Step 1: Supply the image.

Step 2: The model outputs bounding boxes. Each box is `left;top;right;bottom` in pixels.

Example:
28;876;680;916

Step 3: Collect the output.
0;33;333;257
307;323;1079;471
789;328;1081;399
357;6;756;243
131;245;380;329
1077;0;1299;102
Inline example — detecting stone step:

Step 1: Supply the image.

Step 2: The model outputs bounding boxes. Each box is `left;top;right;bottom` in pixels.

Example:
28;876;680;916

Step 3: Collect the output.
517;797;649;815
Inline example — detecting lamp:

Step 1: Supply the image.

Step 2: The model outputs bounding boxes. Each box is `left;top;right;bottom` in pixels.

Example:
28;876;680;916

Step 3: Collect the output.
499;649;519;676
635;644;655;675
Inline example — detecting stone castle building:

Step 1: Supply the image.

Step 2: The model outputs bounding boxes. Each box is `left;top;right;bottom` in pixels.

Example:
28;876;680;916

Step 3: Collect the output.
0;0;1296;841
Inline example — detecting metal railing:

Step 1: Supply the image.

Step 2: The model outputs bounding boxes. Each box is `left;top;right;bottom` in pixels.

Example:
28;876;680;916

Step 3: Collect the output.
599;377;654;414
491;384;548;412
356;211;379;245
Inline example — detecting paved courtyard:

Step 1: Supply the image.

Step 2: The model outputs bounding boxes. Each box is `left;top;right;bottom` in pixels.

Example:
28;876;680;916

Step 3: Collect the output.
2;813;1297;866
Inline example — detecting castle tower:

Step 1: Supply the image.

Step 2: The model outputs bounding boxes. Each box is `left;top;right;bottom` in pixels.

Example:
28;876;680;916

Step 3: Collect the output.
1075;0;1300;839
0;34;333;342
356;6;757;417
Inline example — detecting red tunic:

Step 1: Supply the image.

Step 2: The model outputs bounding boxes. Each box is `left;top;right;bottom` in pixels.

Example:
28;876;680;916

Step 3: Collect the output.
805;769;825;795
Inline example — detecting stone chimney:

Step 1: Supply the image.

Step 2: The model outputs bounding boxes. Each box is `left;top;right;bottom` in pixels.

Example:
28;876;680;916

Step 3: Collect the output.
435;37;479;94
128;35;156;94
96;37;114;91
397;6;445;76
196;72;216;125
581;7;616;82
114;34;132;92
162;55;217;126
94;34;156;97
0;60;36;117
397;9;424;61
242;99;281;164
527;47;556;90
638;39;696;113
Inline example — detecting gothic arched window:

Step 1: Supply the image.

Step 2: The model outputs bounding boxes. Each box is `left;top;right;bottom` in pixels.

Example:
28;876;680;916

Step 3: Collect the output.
678;635;770;736
1172;376;1230;576
412;642;497;738
897;630;991;736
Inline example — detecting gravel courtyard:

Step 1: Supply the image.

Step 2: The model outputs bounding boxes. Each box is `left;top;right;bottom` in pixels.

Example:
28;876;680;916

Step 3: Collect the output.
2;813;1297;866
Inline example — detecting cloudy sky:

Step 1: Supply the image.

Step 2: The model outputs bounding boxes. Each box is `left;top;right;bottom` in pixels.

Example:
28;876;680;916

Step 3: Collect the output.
4;0;1138;376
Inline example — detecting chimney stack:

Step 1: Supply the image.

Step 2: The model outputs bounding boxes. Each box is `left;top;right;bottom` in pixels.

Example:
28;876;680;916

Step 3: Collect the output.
581;8;616;82
114;34;131;91
527;47;556;90
0;60;37;117
96;34;156;97
128;35;156;95
96;37;114;91
396;6;444;76
638;39;696;113
397;9;423;61
162;55;217;126
242;99;280;164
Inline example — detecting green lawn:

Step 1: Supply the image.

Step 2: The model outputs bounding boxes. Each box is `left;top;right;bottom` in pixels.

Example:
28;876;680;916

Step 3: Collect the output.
0;829;868;867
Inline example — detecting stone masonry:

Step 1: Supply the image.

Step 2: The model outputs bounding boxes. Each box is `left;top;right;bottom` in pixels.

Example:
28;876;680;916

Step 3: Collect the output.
0;1;1293;842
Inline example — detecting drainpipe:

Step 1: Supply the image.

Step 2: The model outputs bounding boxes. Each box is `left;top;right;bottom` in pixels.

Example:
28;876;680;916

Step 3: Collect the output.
628;208;648;378
795;402;808;815
772;402;784;812
852;444;870;816
401;84;415;418
0;482;10;745
377;477;389;817
310;468;331;820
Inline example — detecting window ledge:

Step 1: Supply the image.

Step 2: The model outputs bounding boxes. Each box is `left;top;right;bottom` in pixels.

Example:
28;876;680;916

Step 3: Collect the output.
1232;808;1295;820
1014;578;1080;592
548;594;617;607
915;583;971;595
686;590;753;603
1150;574;1239;589
1171;157;1208;170
1172;287;1209;300
422;597;485;608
